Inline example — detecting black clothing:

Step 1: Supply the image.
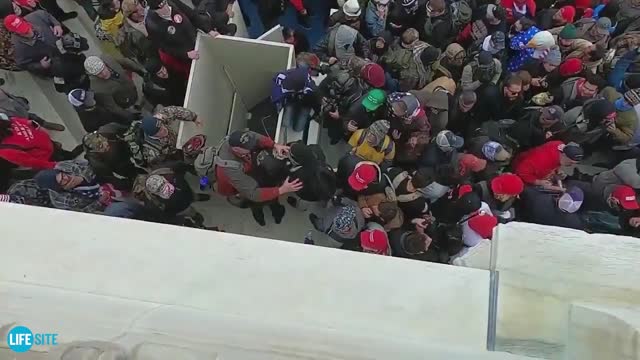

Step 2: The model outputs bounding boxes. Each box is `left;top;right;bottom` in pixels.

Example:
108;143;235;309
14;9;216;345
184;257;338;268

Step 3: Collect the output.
145;0;212;62
508;107;566;150
85;133;140;190
51;52;90;94
477;85;524;121
519;187;585;230
142;70;188;106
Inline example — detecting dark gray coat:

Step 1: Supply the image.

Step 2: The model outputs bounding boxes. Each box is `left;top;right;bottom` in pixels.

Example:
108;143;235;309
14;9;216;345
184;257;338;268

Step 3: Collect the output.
11;10;60;75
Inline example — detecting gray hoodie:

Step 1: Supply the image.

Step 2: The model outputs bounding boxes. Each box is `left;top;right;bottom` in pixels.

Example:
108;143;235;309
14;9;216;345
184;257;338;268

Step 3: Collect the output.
312;197;365;242
592;158;640;203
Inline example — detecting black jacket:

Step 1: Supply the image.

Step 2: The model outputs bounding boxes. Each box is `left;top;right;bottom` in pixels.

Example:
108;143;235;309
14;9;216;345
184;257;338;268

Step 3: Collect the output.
75;102;136;133
388;225;446;262
336;154;385;197
145;0;212;62
421;9;454;49
142;71;188;106
144;163;195;219
85;136;138;190
508;108;565;150
51;52;90;94
387;0;426;35
519;187;584;230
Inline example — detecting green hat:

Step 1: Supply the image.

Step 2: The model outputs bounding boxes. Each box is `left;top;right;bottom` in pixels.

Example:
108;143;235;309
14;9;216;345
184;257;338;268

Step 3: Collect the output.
362;89;386;111
559;24;578;40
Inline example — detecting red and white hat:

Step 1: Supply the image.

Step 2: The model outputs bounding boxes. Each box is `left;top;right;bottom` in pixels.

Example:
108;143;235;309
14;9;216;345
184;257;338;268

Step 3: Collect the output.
4;15;32;36
360;228;390;255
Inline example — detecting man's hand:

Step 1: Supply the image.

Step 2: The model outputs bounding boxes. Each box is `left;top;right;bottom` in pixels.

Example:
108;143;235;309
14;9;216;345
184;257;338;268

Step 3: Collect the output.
606;122;617;132
279;177;303;195
52;25;63;37
187;50;200;60
372;205;380;216
274;143;290;157
208;31;220;38
545;131;553;139
362;207;373;218
391;129;402;140
328;110;340;119
556;170;568;180
412;218;429;230
531;78;542;87
629;217;640;228
194;116;203;127
536;180;565;192
347;120;358;132
300;8;308;15
389;22;402;29
328;57;338;65
40;56;51;69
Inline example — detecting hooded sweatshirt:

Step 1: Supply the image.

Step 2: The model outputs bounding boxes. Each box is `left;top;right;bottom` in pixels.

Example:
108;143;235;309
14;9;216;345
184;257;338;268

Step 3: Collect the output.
311;197;365;242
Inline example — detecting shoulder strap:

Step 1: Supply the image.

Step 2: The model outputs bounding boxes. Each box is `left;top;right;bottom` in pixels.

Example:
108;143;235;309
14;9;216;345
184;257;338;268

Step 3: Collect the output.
355;130;367;147
328;29;338;58
382;137;394;155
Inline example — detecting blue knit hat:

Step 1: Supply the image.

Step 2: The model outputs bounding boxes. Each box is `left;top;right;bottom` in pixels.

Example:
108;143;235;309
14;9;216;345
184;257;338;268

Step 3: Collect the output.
141;116;161;136
34;169;62;191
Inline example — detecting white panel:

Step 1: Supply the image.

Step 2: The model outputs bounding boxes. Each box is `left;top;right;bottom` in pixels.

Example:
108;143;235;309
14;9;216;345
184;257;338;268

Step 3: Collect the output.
257;25;284;43
0;203;492;351
491;223;640;354
228;92;249;133
209;36;293;109
178;34;235;147
567;302;640;360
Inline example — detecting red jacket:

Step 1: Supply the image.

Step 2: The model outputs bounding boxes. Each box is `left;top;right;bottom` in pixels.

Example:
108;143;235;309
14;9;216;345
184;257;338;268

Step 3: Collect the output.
501;0;536;24
0;117;55;169
512;140;563;185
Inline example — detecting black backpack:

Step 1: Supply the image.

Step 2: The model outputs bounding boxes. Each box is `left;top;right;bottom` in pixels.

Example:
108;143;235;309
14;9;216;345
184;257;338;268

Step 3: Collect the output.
291;144;337;201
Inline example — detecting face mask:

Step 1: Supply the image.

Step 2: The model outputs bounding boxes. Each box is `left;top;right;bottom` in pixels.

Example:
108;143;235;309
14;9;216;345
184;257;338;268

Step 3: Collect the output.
615;97;633;112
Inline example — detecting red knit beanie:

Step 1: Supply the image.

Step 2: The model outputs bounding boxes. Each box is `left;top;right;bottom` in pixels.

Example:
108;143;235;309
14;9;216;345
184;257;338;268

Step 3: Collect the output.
559;58;583;77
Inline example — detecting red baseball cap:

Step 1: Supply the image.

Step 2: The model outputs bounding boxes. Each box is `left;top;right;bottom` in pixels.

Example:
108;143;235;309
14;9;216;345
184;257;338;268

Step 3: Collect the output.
348;163;378;191
360;228;390;255
4;15;32;36
468;213;498;239
611;185;640;210
361;63;386;88
490;173;524;196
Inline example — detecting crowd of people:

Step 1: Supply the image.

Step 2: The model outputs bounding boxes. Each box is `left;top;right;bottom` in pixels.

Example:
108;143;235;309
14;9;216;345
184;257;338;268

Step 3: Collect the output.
1;0;640;262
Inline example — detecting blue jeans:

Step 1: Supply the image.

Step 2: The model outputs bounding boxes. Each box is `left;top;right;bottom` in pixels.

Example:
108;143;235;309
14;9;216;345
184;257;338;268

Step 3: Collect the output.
283;102;311;132
103;200;143;218
385;72;399;93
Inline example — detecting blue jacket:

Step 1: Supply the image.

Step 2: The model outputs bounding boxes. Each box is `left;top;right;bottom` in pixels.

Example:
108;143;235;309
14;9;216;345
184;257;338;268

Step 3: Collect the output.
270;67;317;112
608;50;638;92
365;3;386;38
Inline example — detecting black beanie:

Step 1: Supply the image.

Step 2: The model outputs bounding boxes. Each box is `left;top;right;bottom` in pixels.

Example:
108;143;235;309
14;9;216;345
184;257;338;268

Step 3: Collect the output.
420;47;441;65
585;99;615;122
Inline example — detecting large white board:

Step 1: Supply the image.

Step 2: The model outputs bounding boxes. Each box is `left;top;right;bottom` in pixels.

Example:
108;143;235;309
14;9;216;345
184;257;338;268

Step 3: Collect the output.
491;223;640;356
0;203;493;352
179;34;235;147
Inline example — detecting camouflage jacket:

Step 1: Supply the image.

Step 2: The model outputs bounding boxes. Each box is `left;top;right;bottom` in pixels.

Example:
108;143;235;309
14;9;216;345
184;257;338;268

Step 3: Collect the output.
46;160;105;214
142;106;198;165
0;25;20;71
7;179;52;207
